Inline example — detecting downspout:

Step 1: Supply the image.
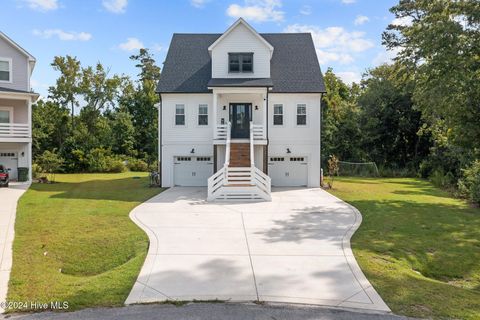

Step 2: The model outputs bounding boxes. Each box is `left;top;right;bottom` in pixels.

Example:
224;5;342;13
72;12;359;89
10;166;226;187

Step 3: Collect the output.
319;92;323;187
265;88;269;174
158;94;163;186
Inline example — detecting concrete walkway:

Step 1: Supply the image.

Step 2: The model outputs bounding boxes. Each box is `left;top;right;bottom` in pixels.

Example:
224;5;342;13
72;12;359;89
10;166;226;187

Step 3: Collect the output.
126;187;390;312
0;183;29;313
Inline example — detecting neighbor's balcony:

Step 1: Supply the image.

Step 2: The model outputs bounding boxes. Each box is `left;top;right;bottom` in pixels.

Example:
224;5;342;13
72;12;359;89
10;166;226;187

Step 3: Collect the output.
0;123;30;139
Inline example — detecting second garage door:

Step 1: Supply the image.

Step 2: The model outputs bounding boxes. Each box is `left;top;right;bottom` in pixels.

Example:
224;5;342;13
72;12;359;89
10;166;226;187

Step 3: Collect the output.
269;156;308;187
0;151;18;180
174;156;213;186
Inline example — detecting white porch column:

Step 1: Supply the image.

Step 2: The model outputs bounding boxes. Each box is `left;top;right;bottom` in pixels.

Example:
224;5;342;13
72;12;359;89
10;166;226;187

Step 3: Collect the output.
262;92;267;139
213;91;217;139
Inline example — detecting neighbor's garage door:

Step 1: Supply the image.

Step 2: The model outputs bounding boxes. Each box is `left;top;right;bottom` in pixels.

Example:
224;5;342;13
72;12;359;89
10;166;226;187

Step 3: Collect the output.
269;157;308;187
174;156;213;186
0;151;18;180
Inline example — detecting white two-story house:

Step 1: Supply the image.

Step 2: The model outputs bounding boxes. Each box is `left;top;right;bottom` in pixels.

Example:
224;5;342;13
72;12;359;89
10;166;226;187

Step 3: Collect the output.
0;32;38;182
157;19;325;201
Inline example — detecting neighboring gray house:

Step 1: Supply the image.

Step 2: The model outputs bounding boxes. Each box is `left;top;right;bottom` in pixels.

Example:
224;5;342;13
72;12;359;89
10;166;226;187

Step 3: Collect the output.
156;19;325;201
0;31;38;182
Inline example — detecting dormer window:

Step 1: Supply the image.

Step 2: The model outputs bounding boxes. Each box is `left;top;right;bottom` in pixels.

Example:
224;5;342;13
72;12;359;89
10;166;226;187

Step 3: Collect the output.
228;53;253;73
0;58;12;82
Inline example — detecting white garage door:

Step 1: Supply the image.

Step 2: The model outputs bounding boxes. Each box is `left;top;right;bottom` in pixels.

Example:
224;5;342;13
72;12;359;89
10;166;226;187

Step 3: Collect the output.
174;156;213;186
269;156;308;187
0;151;18;180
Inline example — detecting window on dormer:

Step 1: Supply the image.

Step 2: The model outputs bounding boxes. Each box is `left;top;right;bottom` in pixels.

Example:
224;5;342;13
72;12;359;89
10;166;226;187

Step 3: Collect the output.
229;53;253;73
0;58;12;82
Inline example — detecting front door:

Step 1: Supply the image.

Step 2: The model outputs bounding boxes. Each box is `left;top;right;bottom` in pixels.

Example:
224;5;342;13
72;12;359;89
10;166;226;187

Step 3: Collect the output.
230;103;251;139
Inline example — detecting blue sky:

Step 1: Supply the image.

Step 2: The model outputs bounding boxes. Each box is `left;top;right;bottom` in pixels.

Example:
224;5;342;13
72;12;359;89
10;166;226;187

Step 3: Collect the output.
2;0;399;97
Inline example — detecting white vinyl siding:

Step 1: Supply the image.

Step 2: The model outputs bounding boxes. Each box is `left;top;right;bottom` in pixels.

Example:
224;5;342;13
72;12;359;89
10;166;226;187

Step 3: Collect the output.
175;104;185;126
296;104;307;126
0;36;30;91
198;104;208;126
273;104;283;126
0;58;12;83
211;23;271;78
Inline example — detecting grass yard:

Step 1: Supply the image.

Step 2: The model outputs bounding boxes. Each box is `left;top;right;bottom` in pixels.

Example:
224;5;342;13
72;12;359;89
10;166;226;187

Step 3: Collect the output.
7;172;163;312
329;177;480;319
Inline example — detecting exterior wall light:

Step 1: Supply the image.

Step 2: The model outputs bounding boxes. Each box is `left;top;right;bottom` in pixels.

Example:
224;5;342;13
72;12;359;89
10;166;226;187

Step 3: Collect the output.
286;148;291;154
190;148;195;154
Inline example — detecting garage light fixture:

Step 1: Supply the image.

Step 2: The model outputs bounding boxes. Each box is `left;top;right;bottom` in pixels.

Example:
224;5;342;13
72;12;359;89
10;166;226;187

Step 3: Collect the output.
190;148;195;154
286;148;291;154
223;105;226;110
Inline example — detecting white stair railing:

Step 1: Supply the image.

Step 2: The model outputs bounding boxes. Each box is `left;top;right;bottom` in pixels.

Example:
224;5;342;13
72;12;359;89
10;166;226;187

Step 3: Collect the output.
249;121;255;184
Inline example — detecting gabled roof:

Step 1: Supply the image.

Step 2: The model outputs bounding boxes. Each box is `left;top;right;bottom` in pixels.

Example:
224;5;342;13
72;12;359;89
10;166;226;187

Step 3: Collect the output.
208;18;274;56
0;32;36;62
0;31;36;74
157;33;326;94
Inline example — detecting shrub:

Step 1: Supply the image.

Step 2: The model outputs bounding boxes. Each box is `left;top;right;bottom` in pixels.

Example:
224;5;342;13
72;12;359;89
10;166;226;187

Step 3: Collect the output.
31;163;42;179
86;148;126;173
458;160;480;205
126;158;148;172
36;150;64;182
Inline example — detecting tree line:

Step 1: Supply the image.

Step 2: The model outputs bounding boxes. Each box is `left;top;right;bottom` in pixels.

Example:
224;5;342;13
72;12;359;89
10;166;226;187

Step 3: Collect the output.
33;0;480;204
321;0;480;204
33;49;160;174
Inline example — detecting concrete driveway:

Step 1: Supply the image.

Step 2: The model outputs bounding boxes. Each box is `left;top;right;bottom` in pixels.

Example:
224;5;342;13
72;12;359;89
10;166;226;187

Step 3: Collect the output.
0;183;29;313
126;187;390;312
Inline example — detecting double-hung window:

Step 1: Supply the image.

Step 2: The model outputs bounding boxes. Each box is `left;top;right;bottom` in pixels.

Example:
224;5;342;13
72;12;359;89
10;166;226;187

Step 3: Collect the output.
229;53;253;73
175;104;185;126
198;104;208;126
273;104;283;126
296;104;307;126
0;58;12;82
0;107;12;124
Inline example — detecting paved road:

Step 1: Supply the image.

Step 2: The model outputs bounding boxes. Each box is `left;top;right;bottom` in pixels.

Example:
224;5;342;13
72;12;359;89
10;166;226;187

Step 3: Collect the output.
0;183;28;314
127;187;389;312
5;303;412;320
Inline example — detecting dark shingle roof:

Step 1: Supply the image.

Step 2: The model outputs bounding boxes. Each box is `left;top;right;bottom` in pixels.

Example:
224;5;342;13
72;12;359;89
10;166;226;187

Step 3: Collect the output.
208;78;273;87
157;33;325;94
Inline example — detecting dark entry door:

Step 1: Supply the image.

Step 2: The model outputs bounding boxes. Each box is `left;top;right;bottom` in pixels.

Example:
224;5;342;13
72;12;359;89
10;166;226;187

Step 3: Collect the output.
230;103;251;139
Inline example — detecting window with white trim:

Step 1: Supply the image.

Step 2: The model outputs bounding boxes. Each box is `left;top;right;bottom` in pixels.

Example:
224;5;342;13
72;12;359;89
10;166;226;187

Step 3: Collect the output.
296;104;307;126
0;58;12;82
273;104;283;126
229;53;253;73
198;104;208;126
0;107;12;124
175;104;185;126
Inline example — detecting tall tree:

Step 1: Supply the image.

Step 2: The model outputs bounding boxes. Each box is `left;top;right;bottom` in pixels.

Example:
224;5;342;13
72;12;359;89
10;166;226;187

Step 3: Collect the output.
383;0;480;156
48;56;82;125
120;49;161;163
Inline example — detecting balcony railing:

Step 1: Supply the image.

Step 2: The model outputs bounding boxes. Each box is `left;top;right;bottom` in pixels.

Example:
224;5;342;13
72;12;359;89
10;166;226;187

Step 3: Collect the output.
0;123;30;138
214;124;265;140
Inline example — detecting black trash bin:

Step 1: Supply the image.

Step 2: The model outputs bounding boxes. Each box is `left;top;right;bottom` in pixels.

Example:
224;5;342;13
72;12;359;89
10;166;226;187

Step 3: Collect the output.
18;167;29;182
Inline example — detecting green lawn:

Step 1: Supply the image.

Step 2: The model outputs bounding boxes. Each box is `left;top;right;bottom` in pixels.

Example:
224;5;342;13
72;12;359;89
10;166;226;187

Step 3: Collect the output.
329;177;480;320
7;172;163;312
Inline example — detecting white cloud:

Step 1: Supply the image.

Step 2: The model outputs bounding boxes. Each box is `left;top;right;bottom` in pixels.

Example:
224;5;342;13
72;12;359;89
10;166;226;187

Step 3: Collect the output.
118;37;144;51
152;43;163;52
102;0;127;13
22;0;58;12
299;5;311;16
391;16;413;27
337;71;361;84
373;47;400;66
226;0;284;23
354;15;369;25
284;24;374;65
191;0;209;8
341;0;356;4
33;29;92;41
